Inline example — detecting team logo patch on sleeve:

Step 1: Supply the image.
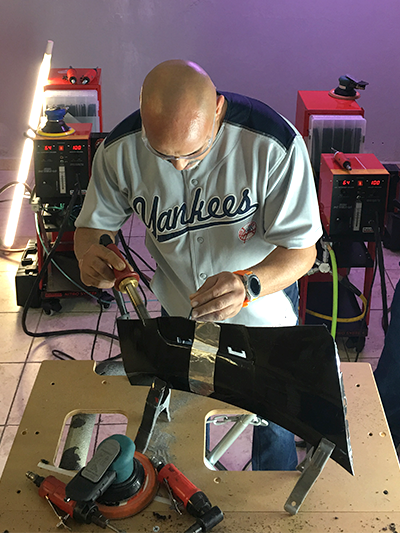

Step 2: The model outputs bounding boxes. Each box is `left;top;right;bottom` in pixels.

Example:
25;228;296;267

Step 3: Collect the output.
239;221;257;243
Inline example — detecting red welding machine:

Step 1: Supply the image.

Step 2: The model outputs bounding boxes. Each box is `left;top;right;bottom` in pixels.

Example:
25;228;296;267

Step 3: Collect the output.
318;153;389;241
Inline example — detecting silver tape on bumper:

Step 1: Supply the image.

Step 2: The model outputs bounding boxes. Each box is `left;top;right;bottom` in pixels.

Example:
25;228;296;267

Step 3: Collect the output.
189;322;221;396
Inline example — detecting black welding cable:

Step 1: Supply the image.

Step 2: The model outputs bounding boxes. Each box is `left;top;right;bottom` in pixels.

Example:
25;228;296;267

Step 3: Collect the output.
354;215;388;361
51;299;122;362
118;230;152;291
354;259;378;362
127;244;155;273
21;186;118;341
117;229;151;308
90;300;104;360
50;300;105;361
373;214;389;333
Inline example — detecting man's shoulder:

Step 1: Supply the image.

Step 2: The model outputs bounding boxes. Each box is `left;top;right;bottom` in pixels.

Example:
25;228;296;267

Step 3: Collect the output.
221;91;296;150
104;110;141;148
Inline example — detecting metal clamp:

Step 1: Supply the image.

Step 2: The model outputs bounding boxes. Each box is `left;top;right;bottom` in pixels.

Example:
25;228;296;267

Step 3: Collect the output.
134;377;171;454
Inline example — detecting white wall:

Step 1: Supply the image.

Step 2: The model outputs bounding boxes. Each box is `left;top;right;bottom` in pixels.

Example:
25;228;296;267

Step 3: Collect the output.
1;0;399;162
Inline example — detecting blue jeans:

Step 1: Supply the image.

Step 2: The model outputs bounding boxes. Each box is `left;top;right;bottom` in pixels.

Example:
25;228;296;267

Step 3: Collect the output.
251;282;299;471
374;279;400;448
252;422;298;471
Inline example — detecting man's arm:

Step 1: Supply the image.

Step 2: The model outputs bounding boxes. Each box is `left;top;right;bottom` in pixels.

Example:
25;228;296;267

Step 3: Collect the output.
74;227;129;288
189;244;316;322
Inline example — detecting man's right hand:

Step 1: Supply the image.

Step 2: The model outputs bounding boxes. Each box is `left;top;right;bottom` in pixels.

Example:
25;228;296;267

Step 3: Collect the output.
74;228;129;289
78;243;128;288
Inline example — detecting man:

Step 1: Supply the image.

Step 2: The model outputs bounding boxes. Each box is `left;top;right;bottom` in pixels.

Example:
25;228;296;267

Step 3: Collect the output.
74;60;322;470
374;278;400;450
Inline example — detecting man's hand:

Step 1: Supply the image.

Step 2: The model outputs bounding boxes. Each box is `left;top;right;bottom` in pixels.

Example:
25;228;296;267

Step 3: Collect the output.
78;243;129;288
189;271;245;322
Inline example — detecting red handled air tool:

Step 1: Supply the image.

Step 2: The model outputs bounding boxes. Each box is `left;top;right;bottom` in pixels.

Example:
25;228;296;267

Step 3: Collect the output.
27;434;158;529
99;234;150;323
154;459;224;533
26;472;124;532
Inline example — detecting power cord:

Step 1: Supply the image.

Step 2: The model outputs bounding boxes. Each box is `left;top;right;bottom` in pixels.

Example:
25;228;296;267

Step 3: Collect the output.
0;180;32;196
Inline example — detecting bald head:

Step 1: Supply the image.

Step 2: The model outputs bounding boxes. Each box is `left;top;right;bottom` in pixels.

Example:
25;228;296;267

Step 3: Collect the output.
140;60;223;165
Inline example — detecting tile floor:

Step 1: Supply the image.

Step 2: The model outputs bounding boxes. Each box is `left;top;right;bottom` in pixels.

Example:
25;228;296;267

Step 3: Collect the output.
0;168;399;478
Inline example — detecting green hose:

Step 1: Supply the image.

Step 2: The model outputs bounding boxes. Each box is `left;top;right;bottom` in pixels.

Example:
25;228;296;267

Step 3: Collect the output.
328;245;338;339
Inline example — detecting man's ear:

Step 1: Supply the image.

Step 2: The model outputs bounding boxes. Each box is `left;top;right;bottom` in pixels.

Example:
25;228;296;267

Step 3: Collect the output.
216;94;225;118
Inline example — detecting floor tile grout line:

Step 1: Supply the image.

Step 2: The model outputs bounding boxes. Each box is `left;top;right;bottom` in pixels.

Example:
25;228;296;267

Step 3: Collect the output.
0;358;31;445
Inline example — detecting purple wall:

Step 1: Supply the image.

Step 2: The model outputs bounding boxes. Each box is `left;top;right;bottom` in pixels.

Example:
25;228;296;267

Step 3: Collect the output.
1;0;399;161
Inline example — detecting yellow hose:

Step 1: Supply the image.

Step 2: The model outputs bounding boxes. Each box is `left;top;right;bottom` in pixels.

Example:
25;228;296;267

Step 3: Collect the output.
306;292;367;323
328;245;338;338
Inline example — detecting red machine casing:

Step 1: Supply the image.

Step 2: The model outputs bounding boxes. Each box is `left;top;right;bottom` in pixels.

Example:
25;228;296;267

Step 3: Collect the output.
295;91;364;138
34;124;93;297
319;153;389;241
44;68;103;131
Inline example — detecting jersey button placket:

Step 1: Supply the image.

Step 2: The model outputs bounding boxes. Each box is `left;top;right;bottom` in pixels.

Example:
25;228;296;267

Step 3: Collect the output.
196;234;206;282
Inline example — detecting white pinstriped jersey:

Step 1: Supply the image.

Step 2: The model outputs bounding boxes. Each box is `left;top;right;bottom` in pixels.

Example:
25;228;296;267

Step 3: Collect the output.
76;92;322;326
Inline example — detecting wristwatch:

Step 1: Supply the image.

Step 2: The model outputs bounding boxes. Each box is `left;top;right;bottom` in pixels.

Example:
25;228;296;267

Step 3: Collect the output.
233;270;261;307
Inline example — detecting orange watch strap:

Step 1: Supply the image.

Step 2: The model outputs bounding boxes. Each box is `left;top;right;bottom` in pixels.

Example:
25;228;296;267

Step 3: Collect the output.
233;270;253;307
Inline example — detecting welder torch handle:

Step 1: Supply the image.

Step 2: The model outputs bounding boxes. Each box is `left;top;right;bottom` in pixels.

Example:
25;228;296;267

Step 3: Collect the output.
332;149;352;171
99;234;150;322
99;234;140;292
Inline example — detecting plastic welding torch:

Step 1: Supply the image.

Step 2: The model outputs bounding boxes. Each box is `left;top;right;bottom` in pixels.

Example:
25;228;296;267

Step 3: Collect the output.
66;66;77;84
331;148;352;171
26;472;124;533
81;68;98;85
155;460;224;533
99;234;150;323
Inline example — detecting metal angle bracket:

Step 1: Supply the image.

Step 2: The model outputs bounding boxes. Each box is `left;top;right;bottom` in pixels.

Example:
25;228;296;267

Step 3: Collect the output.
284;437;335;515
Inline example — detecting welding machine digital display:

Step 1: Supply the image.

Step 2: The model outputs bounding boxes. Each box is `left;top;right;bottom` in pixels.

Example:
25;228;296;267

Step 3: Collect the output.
34;123;92;203
319;153;389;241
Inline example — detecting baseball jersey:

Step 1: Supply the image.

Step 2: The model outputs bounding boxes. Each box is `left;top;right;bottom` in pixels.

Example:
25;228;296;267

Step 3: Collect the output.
75;91;322;326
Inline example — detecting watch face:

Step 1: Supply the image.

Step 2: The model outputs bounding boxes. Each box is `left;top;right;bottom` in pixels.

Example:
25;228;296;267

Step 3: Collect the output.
247;274;261;298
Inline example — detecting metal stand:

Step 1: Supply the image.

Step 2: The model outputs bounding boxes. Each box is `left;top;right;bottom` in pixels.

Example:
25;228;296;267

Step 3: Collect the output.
284;438;336;515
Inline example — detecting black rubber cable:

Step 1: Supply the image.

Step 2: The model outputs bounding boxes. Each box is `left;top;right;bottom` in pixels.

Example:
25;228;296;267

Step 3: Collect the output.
374;213;389;333
354;216;388;361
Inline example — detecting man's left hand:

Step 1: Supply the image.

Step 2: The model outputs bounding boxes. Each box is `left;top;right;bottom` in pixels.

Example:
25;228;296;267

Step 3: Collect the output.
189;271;245;322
